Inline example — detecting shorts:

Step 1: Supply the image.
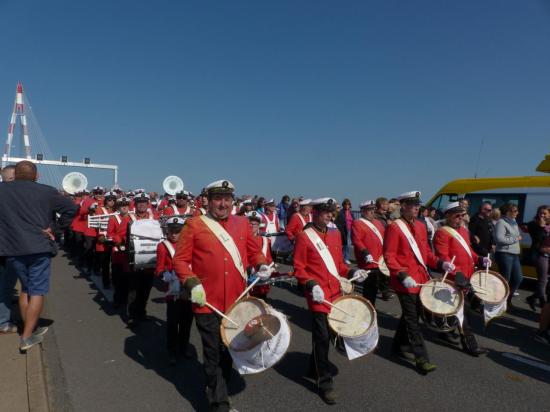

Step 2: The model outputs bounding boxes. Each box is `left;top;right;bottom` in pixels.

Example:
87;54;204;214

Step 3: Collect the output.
6;253;51;296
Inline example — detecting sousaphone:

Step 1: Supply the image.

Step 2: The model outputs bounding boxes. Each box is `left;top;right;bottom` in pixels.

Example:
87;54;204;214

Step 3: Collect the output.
62;172;88;195
162;175;184;195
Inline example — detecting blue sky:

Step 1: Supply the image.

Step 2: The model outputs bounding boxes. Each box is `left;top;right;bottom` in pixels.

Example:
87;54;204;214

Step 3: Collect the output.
1;1;549;204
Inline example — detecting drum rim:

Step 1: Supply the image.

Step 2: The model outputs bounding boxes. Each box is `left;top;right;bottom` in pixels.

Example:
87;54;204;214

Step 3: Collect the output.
470;270;510;304
220;296;270;349
419;279;464;316
327;294;376;338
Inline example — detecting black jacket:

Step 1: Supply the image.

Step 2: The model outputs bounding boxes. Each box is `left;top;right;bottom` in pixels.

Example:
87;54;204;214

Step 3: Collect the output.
468;213;494;257
0;180;77;257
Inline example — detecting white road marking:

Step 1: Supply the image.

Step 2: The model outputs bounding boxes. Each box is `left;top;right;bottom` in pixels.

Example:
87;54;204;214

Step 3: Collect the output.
502;352;550;373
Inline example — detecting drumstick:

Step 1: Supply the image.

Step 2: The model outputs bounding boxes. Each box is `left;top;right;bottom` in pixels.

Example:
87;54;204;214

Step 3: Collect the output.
440;256;456;285
323;300;355;318
205;302;239;327
484;254;490;288
235;262;275;303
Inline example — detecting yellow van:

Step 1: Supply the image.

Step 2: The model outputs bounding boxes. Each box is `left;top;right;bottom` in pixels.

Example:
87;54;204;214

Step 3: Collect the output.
426;175;550;278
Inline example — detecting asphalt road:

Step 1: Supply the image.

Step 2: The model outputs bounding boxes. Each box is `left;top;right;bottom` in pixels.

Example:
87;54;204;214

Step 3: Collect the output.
42;253;550;412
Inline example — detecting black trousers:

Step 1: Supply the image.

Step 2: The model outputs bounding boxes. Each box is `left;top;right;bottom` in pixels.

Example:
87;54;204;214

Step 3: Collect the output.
460;291;480;350
128;271;154;319
166;298;194;353
112;263;129;305
82;236;95;269
362;269;380;307
95;250;111;287
195;313;233;407
393;293;429;362
72;231;84;258
309;312;333;390
378;271;391;296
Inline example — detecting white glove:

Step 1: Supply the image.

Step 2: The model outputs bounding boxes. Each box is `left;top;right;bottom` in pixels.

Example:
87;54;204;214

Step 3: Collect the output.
190;284;206;306
402;276;418;289
353;269;370;283
442;261;456;272
482;256;492;268
256;264;273;280
311;285;325;303
339;277;353;294
365;254;375;264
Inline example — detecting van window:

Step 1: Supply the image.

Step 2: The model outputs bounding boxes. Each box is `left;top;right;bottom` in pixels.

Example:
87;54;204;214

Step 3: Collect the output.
465;193;527;222
429;193;460;213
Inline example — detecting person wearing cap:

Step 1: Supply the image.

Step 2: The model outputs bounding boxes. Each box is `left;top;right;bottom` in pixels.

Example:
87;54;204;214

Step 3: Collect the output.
156;216;194;365
433;202;490;356
293;198;370;404
107;197;134;308
173;179;269;412
81;202;100;275
194;190;209;215
383;190;456;374
162;191;192;217
70;190;92;262
351;200;385;306
238;198;254;215
261;198;280;235
95;191;117;288
285;199;312;241
245;211;274;300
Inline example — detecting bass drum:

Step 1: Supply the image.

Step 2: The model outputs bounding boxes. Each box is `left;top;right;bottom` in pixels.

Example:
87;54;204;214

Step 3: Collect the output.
220;297;291;375
270;234;293;258
419;279;463;332
128;219;163;271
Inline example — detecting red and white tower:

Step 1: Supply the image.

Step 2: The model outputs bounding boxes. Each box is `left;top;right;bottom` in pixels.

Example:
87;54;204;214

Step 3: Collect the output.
3;82;31;164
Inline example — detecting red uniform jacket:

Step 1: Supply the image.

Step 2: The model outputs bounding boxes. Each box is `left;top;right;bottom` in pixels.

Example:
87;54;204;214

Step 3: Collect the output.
95;207;113;252
162;205;191;217
72;196;93;233
108;214;133;272
384;218;439;295
433;225;478;280
294;226;349;313
351;218;385;270
156;240;177;300
173;215;266;314
250;235;273;298
261;211;280;234
285;213;311;241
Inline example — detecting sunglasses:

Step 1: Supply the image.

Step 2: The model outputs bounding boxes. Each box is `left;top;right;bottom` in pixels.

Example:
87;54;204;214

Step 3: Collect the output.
483;208;492;212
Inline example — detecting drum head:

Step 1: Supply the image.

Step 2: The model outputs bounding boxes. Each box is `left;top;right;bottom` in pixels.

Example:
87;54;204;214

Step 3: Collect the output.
378;257;390;277
327;295;375;338
419;279;463;316
221;297;269;352
470;270;509;304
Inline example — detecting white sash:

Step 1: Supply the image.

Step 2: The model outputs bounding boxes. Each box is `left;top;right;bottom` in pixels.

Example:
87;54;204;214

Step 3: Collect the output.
394;219;427;271
114;214;122;224
200;215;246;280
441;226;473;259
100;207;108;214
298;214;306;227
162;240;176;258
200;207;207;215
264;213;278;234
171;204;179;214
304;228;340;280
359;218;383;244
261;237;268;258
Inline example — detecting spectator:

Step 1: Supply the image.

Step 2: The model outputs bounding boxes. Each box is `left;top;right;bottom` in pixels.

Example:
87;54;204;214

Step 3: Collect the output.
0;161;77;351
426;207;439;230
494;203;523;306
1;165;15;182
287;198;300;221
277;195;291;229
490;207;501;226
458;198;471;227
526;205;550;310
418;206;435;245
335;198;354;264
388;198;401;220
255;197;266;213
0;166;18;335
469;201;495;257
374;197;389;227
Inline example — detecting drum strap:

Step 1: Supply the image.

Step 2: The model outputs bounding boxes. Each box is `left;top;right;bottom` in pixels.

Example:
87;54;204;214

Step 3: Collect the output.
441;226;473;260
297;213;311;227
101;207;108;214
162;240;176;258
171;204;178;214
200;207;207;215
359;218;384;244
304;228;340;281
394;219;428;271
114;214;122;224
200;215;246;280
264;212;278;234
129;213;136;222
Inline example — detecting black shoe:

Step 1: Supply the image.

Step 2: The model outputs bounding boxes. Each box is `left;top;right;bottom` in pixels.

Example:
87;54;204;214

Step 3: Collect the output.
168;352;177;366
320;387;337;405
127;318;139;328
534;331;550;346
465;346;488;357
437;332;460;345
382;292;394;301
391;345;415;361
209;402;230;412
181;344;194;359
526;295;538;312
415;360;437;375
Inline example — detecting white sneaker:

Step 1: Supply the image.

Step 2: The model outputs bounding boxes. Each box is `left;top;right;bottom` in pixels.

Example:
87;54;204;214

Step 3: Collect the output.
513;291;520;297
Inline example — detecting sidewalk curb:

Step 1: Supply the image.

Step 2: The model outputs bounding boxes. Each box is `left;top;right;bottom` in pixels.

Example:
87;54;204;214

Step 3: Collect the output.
26;344;49;412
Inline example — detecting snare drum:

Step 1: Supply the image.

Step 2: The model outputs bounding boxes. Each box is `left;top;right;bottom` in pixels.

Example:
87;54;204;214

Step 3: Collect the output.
220;297;291;374
128;219;163;271
419;279;463;332
327;295;378;359
470;270;509;305
270;234;293;257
